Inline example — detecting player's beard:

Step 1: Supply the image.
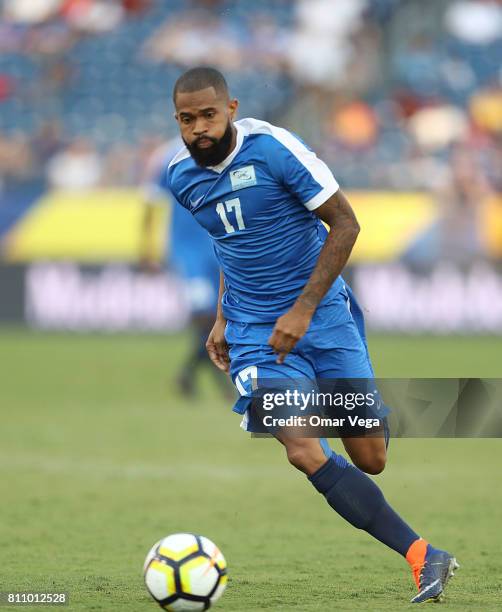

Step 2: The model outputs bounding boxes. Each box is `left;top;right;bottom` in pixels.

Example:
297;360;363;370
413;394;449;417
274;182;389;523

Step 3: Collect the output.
184;121;234;167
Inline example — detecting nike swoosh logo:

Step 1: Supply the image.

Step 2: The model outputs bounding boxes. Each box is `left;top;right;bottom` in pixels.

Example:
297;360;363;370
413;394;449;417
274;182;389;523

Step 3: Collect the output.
189;196;204;207
418;579;441;595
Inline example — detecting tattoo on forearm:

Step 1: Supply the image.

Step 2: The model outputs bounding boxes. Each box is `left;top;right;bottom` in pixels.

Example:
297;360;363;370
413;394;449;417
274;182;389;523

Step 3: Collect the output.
297;193;359;311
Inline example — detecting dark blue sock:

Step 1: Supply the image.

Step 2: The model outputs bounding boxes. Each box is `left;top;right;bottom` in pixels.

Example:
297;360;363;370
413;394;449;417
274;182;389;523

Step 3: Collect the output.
309;455;419;557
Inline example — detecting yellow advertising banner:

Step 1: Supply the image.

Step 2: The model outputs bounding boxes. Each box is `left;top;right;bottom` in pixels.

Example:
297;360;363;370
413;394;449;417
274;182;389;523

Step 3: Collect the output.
346;191;437;262
3;188;500;263
4;189;167;263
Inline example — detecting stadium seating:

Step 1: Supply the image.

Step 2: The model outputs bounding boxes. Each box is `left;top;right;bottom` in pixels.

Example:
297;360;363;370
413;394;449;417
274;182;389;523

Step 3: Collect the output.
0;0;499;191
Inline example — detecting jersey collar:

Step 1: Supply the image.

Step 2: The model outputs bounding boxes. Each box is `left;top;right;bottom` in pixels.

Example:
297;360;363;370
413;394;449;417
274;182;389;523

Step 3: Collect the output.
207;122;244;174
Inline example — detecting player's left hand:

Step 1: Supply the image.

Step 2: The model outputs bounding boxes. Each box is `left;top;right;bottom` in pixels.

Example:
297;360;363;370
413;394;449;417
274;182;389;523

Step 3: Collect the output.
268;305;313;364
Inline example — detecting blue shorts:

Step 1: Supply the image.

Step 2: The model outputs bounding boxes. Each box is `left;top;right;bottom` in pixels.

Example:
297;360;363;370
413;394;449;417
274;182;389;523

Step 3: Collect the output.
226;285;376;420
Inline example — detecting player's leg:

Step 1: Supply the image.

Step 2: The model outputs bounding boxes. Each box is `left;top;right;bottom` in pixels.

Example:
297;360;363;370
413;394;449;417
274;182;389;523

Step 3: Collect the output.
228;314;459;603
274;433;327;475
178;272;231;397
304;288;459;602
297;287;389;473
227;320;328;476
339;424;387;474
177;310;214;396
230;315;409;555
276;421;459;604
310;341;389;474
306;439;459;603
275;426;422;558
246;400;458;604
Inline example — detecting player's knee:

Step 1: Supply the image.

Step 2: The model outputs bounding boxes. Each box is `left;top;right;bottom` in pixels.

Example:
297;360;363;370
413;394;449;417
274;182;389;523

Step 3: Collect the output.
285;441;325;475
286;446;311;472
355;450;387;475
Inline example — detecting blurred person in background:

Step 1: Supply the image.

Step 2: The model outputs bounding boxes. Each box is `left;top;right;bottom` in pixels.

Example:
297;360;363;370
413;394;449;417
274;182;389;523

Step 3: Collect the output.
287;0;368;92
142;11;244;70
140;138;230;398
46;139;102;190
444;0;502;45
2;0;63;24
31;121;66;166
101;142;138;187
60;0;124;33
437;143;493;264
0;132;36;188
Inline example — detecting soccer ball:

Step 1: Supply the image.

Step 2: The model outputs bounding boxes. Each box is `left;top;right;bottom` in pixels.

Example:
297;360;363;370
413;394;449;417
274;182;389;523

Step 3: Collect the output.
143;533;228;611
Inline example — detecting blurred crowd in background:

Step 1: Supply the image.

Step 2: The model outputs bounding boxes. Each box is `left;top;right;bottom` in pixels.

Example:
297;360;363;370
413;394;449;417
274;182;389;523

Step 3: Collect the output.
0;0;500;221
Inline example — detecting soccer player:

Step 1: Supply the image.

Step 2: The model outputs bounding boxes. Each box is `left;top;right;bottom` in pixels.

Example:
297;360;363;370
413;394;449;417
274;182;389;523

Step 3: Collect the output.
165;66;459;604
141;138;224;396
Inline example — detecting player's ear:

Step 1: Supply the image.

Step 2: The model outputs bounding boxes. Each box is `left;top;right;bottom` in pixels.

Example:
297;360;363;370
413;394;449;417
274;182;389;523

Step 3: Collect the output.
228;99;239;120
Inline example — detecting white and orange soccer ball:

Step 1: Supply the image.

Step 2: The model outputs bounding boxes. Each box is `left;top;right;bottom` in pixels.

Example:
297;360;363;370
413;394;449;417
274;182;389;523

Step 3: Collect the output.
143;533;228;611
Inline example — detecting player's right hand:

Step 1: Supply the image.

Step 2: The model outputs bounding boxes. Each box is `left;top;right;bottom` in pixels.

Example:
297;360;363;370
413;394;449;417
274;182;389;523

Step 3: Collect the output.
206;318;230;373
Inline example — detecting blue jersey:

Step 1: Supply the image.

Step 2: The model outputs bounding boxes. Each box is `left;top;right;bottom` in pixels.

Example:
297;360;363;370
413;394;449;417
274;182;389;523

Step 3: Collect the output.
166;118;343;323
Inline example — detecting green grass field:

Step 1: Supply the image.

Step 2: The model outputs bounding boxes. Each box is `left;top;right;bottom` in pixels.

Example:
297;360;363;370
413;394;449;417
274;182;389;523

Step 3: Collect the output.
1;330;501;611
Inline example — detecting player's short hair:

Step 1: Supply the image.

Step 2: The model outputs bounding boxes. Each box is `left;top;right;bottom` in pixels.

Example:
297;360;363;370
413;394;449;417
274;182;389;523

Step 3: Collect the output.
173;67;229;103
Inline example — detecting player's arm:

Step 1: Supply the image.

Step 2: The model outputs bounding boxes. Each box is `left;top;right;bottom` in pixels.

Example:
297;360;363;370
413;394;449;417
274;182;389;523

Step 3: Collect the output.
140;157;170;271
298;189;359;310
206;270;230;373
139;200;163;272
268;189;360;363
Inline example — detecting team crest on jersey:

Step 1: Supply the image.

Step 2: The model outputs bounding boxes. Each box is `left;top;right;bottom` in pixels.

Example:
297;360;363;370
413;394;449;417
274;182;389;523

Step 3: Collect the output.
229;165;257;191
